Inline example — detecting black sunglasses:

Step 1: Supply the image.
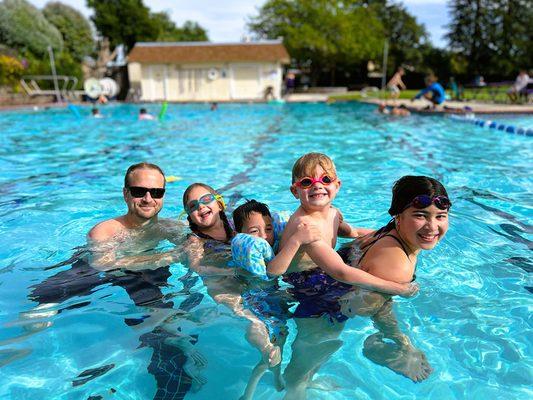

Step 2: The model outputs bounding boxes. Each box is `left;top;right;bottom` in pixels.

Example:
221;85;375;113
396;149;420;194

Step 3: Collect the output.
128;186;165;199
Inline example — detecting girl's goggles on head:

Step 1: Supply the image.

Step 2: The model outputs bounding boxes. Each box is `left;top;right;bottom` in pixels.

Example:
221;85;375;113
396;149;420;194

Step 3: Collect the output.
186;193;225;214
128;186;166;199
407;195;451;211
294;174;336;189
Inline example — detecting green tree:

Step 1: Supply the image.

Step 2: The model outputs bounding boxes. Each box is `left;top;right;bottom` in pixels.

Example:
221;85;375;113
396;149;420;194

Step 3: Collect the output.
0;0;63;57
87;1;208;49
446;0;532;77
178;20;208;41
248;0;385;85
369;1;429;70
87;0;160;50
152;12;208;42
43;2;94;62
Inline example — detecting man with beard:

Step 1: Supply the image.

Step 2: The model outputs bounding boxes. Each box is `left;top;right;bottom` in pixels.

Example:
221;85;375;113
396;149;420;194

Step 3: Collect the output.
28;162;207;400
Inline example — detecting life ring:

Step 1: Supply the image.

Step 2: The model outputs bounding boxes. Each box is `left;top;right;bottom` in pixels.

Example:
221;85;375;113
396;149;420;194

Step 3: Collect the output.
83;78;102;99
207;68;219;81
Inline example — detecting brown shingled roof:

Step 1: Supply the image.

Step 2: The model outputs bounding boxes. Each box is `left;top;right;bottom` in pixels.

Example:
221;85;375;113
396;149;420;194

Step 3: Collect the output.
128;42;290;64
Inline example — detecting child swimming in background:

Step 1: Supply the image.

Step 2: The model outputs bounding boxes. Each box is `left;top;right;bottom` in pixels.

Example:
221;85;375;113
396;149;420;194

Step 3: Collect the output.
181;184;287;398
232;199;321;400
91;107;104;118
139;108;155;120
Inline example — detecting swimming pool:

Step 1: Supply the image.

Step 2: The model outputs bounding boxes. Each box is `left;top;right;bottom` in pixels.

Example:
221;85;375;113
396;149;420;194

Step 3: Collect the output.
0;102;531;399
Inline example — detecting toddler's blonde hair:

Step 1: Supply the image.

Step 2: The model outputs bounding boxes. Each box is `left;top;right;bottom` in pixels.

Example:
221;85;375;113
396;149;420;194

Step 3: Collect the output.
291;153;337;183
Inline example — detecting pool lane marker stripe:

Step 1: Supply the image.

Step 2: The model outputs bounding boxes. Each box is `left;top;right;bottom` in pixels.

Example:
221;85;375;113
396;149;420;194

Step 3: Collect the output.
449;114;533;136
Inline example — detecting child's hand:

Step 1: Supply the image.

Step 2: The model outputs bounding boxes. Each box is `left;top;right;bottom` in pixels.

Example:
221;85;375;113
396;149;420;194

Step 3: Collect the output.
294;222;322;245
399;282;419;298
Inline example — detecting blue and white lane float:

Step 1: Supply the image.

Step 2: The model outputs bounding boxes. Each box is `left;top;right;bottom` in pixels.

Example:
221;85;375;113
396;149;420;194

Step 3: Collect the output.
449;114;533;136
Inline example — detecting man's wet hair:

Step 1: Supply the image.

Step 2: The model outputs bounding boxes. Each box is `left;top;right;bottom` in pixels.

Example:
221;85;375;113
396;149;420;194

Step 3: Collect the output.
232;200;272;233
140;108;147;114
124;162;165;188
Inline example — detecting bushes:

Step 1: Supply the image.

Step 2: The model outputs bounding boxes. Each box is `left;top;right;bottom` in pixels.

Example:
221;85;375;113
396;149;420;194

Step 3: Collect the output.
43;2;93;62
0;0;91;92
0;54;24;90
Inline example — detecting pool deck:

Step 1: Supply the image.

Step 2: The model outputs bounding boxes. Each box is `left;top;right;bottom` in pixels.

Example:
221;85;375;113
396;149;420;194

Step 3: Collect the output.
1;96;532;114
358;98;533;115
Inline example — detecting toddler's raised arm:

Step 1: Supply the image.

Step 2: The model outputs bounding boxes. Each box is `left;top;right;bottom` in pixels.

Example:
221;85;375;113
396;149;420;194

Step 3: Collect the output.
267;222;321;275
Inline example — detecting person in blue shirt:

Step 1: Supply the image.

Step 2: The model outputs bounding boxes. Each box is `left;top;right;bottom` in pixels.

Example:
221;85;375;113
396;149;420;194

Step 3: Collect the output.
412;74;445;109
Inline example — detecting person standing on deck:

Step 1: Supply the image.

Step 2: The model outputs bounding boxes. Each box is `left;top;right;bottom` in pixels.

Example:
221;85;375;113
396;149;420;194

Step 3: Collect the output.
387;67;407;102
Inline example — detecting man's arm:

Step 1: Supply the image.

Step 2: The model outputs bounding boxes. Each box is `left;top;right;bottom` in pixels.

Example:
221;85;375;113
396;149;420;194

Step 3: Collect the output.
87;220;180;271
88;241;180;272
304;241;417;297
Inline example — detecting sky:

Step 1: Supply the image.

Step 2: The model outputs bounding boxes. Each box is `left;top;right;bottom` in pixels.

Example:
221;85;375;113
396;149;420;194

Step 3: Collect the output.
29;0;450;48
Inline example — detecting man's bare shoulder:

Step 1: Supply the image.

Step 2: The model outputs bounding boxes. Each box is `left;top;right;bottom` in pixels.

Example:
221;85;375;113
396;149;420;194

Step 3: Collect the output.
88;217;126;242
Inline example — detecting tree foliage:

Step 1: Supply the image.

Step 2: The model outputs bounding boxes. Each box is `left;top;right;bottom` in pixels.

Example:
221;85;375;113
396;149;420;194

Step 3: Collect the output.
248;0;428;84
0;0;63;57
87;0;208;50
43;2;94;62
446;0;532;77
369;0;428;69
248;0;385;83
152;12;208;42
87;0;158;50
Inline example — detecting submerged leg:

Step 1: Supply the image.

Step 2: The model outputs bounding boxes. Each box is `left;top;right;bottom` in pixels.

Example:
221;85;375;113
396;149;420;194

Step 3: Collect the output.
363;333;432;382
141;328;204;400
283;318;345;400
244;311;281;367
364;300;433;382
239;361;269;400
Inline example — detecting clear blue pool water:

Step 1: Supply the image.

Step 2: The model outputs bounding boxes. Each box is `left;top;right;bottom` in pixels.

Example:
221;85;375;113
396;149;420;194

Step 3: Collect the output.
0;102;531;399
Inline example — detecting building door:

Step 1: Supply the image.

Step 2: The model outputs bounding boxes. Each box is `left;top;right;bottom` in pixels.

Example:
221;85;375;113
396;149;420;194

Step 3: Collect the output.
149;65;167;100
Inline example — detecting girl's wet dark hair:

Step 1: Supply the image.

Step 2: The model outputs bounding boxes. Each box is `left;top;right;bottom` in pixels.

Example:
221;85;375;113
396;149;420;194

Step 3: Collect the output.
182;183;234;242
233;200;272;233
376;175;450;235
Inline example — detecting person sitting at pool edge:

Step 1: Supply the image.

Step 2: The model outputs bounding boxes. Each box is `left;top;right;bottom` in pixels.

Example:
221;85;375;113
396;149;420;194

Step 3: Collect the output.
507;69;530;103
411;74;445;110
